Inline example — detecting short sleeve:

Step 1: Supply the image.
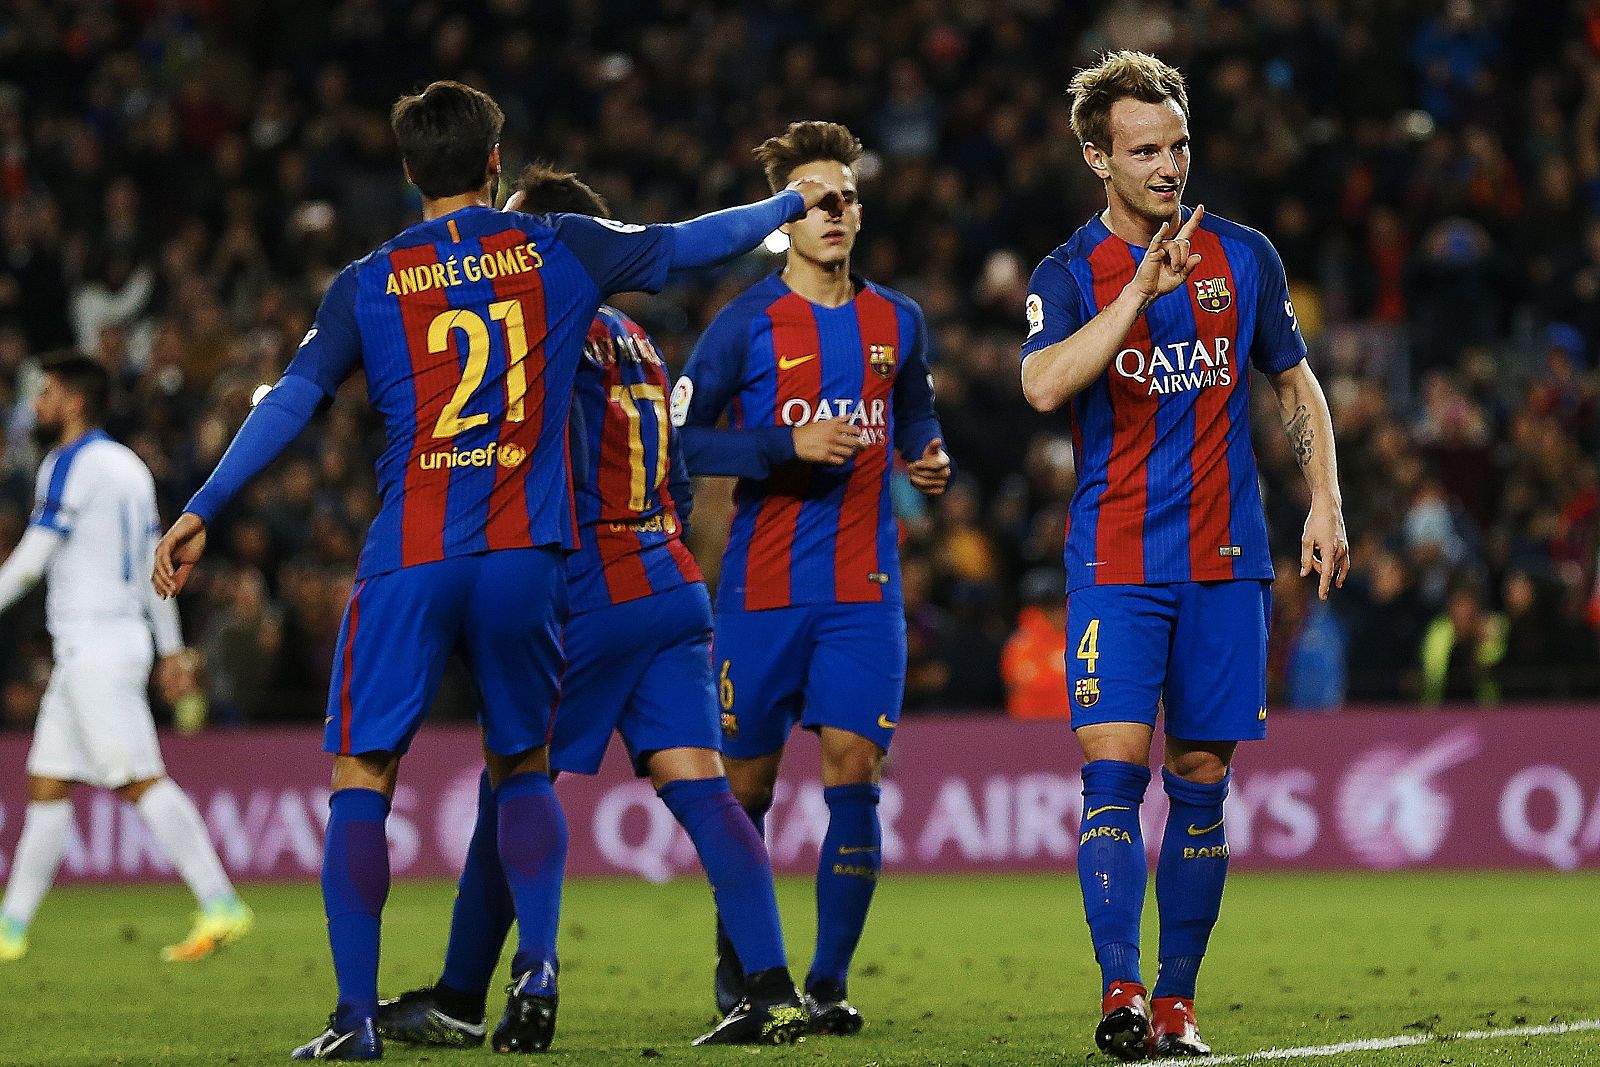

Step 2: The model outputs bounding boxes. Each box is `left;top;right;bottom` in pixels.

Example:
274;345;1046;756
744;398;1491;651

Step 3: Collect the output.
549;214;675;297
283;264;362;399
1249;236;1308;374
1020;255;1088;361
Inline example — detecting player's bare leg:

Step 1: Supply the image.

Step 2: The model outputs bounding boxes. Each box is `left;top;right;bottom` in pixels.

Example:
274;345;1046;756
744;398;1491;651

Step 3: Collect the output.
1075;721;1155;1061
796;726;886;1035
1148;737;1232;1057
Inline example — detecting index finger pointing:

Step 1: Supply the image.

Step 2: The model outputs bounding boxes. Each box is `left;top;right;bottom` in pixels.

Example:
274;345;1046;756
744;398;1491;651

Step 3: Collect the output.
1175;203;1205;241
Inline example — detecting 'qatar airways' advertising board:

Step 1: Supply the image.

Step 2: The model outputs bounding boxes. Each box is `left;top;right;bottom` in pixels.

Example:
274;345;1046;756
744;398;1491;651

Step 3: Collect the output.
0;709;1594;882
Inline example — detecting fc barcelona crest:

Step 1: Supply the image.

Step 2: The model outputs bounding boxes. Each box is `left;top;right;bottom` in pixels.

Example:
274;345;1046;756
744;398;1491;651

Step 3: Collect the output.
1193;277;1232;313
869;343;897;378
1074;677;1100;708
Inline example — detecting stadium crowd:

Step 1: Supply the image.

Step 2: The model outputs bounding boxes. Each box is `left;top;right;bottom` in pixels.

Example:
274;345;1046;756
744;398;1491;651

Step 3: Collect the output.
0;0;1596;728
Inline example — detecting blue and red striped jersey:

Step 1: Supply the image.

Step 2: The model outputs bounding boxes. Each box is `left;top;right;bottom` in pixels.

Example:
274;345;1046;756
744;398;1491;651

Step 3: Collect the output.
1021;208;1306;592
677;272;942;612
565;306;702;614
281;205;676;579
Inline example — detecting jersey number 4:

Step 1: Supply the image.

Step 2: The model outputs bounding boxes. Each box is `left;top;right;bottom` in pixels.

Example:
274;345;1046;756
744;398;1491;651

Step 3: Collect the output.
1076;618;1100;675
429;299;531;439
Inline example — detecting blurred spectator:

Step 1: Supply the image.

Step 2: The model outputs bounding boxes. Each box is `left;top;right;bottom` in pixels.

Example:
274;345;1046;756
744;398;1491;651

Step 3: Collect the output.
1420;579;1506;706
1343;545;1428;701
1270;555;1348;710
0;0;1594;723
1000;569;1068;719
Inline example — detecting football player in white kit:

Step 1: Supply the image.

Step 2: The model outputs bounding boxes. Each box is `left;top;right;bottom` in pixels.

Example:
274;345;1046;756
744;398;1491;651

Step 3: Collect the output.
0;354;252;962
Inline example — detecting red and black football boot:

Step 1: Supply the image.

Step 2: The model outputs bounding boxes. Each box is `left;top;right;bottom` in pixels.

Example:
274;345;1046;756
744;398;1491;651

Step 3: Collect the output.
1095;980;1151;1061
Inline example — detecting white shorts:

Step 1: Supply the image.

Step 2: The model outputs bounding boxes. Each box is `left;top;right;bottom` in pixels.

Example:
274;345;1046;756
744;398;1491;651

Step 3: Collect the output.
28;627;163;788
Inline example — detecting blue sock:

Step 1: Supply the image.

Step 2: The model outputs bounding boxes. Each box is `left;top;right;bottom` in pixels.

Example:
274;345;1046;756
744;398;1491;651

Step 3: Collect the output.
742;796;772;839
1154;768;1230;1001
660;776;788;976
807;783;881;995
438;771;514;1017
496;771;567;994
323;788;391;1024
1078;759;1151;993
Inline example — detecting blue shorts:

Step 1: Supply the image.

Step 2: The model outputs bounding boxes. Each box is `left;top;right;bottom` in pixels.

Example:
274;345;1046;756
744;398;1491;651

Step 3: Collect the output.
325;547;566;757
1065;581;1270;741
713;601;905;759
550;582;720;777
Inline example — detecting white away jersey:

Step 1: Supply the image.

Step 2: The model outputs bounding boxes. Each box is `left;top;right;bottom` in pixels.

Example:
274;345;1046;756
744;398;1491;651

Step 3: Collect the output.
30;429;179;650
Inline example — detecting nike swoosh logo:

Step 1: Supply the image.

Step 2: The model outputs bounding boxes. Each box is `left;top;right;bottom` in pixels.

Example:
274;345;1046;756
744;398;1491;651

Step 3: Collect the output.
430;1009;486;1037
1187;819;1225;836
1084;804;1130;820
838;846;880;855
778;353;817;370
876;713;897;729
318;1032;354;1057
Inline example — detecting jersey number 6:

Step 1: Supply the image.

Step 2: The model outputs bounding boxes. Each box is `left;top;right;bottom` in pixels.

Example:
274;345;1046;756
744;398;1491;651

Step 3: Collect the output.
429;299;531;439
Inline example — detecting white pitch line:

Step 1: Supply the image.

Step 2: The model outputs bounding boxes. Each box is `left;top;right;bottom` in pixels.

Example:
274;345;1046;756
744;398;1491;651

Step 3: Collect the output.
1183;1018;1600;1064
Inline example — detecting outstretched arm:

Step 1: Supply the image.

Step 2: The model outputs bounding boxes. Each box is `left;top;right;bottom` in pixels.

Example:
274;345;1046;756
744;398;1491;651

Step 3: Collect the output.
666;178;842;272
1268;359;1349;600
1021;206;1205;411
182;375;324;525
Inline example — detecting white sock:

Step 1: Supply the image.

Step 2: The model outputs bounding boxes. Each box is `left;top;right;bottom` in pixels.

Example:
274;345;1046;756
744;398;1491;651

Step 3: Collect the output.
1;799;73;928
135;779;235;908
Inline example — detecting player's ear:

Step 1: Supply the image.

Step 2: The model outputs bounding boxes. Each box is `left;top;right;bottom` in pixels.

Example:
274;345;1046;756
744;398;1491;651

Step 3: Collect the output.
1083;141;1110;178
486;144;501;191
402;159;415;187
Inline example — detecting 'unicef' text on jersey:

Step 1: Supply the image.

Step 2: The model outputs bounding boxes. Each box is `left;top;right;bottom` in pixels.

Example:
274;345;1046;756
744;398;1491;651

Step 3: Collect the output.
1019;208;1307;591
279;205;677;579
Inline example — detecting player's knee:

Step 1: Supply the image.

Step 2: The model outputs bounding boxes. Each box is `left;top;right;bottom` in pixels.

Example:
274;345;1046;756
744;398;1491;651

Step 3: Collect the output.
1163;742;1233;785
114;776;162;803
646;746;725;789
820;732;883;787
26;775;71;803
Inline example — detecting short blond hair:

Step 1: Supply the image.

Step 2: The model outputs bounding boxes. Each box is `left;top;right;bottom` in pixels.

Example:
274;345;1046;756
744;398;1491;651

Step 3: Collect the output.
1068;51;1188;152
752;121;863;193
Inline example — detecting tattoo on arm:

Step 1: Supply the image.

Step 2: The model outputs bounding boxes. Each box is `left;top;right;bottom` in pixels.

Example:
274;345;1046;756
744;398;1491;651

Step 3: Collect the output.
1286;404;1313;468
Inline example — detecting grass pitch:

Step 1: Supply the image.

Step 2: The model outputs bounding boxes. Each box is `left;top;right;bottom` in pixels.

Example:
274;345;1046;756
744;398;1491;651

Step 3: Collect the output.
0;871;1594;1066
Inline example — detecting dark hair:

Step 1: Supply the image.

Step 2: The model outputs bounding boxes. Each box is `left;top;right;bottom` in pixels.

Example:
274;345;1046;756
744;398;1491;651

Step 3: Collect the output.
752;120;863;193
513;163;611;218
1068;51;1189;151
390;80;505;199
41;351;110;422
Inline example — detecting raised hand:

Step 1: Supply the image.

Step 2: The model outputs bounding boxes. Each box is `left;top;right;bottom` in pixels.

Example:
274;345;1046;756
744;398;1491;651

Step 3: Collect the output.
1130;204;1205;310
907;437;951;495
793;420;866;465
152;512;208;599
786;175;845;216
